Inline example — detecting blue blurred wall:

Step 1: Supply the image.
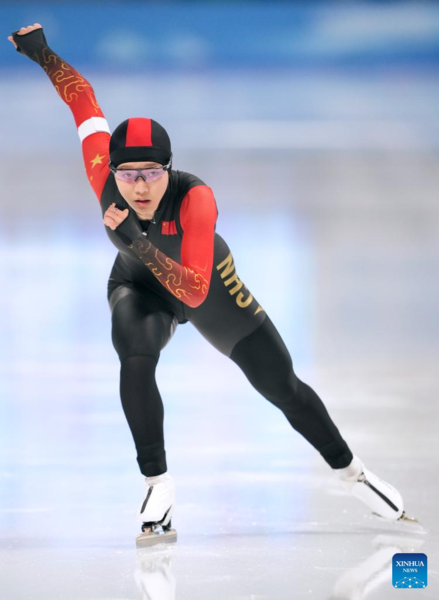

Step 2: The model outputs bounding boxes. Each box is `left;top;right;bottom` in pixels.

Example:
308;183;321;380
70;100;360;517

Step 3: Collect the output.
2;1;439;71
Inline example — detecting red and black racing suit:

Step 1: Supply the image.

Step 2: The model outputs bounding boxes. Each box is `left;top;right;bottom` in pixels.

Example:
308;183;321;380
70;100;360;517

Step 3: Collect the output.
13;29;354;476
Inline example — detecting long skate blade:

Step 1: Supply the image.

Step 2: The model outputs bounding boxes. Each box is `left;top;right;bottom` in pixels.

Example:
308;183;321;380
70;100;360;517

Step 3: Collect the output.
398;512;423;526
136;527;177;548
371;511;425;532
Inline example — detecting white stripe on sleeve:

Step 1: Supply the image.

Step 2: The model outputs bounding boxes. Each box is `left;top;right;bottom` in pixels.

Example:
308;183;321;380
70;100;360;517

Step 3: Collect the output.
78;117;111;142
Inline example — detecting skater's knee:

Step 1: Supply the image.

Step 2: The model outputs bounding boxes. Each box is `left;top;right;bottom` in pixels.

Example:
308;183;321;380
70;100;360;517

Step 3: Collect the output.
111;306;169;361
112;332;162;362
120;353;160;371
289;370;300;395
261;369;300;406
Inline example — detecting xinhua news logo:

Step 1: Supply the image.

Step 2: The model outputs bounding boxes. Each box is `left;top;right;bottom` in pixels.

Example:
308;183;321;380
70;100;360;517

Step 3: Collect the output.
392;553;428;588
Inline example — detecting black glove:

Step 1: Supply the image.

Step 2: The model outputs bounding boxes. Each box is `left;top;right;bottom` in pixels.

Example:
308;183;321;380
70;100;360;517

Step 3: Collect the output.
112;204;145;246
11;27;49;63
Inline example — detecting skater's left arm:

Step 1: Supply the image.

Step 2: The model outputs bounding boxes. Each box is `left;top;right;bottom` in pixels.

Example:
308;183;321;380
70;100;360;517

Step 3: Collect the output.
105;185;218;308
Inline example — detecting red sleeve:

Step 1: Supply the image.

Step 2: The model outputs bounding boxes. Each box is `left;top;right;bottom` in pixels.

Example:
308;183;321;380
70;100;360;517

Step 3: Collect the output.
180;184;218;289
81;132;111;202
35;47;110;201
129;185;218;308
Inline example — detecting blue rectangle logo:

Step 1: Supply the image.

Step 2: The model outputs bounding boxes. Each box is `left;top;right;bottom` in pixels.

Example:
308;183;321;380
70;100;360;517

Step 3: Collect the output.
393;553;427;588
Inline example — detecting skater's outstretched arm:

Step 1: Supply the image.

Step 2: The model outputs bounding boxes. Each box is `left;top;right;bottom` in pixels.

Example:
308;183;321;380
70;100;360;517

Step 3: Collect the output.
8;24;110;202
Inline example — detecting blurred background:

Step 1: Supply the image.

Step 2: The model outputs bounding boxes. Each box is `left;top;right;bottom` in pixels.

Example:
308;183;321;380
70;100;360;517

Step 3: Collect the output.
0;2;438;599
1;0;438;367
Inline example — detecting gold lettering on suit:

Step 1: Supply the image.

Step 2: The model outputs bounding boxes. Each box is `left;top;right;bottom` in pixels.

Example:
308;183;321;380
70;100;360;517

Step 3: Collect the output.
216;252;264;315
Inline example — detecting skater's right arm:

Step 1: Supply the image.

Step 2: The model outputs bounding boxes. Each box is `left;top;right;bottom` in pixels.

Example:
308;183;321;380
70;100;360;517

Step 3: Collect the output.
7;24;110;203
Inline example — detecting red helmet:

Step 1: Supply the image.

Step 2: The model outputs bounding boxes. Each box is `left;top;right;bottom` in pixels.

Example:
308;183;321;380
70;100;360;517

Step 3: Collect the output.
109;117;172;169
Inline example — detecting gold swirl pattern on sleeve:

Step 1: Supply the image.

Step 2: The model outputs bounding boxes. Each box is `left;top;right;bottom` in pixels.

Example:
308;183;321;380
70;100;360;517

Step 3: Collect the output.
129;237;210;308
35;47;101;114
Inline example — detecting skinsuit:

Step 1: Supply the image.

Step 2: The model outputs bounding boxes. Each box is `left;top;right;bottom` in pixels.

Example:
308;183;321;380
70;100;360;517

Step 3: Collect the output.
12;27;354;479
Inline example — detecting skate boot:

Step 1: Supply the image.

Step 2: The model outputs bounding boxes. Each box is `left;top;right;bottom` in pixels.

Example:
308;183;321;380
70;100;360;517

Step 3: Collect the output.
136;471;177;547
334;455;419;524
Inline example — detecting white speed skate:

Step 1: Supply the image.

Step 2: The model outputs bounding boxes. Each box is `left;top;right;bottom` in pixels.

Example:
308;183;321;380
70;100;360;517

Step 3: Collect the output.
334;455;420;525
136;472;177;547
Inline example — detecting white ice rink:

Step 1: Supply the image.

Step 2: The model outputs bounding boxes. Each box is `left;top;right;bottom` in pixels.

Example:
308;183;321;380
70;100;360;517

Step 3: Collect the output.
0;69;438;598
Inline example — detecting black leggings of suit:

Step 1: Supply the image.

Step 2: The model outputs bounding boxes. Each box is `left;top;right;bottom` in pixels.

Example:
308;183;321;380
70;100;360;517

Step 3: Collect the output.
110;286;353;477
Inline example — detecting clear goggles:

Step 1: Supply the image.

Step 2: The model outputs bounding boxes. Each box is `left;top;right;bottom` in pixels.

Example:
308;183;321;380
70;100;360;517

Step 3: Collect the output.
110;160;171;184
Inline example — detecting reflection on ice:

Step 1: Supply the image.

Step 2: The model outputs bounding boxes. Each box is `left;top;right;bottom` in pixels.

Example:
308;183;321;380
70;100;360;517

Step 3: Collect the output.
132;532;427;600
135;546;177;600
329;535;425;600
